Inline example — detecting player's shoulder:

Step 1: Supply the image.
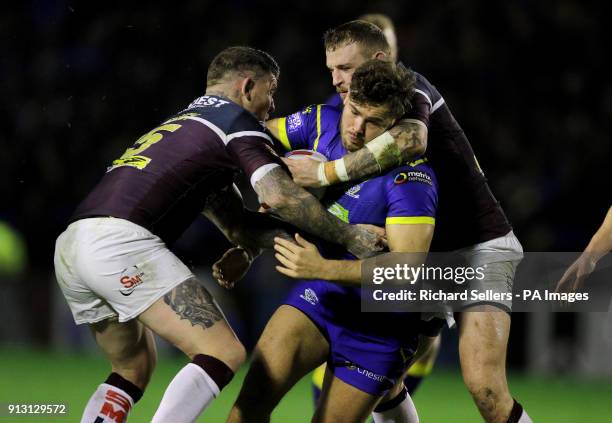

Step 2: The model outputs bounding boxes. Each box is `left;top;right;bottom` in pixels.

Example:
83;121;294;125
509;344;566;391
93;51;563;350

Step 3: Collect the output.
403;66;444;111
183;95;264;135
383;157;438;190
286;104;340;134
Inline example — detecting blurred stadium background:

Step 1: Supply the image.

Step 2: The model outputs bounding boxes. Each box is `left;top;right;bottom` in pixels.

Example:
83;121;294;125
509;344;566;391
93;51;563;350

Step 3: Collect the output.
2;1;611;421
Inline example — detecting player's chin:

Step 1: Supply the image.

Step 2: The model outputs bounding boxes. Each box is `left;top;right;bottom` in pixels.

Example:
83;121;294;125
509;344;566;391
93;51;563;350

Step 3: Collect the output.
345;139;363;151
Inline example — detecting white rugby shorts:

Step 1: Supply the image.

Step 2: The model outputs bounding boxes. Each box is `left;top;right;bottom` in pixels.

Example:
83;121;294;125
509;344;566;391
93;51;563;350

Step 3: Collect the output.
54;217;194;324
456;230;524;311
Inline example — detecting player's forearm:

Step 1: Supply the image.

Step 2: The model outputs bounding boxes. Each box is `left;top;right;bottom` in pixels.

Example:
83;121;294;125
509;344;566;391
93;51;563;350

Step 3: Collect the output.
256;167;355;247
324;120;427;184
234;211;294;252
583;206;612;261
316;259;363;285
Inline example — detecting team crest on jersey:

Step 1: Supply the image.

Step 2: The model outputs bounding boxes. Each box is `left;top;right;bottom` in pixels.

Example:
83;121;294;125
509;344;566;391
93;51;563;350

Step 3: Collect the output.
394;171;432;185
300;288;319;305
119;266;145;296
286;113;303;133
345;184;362;199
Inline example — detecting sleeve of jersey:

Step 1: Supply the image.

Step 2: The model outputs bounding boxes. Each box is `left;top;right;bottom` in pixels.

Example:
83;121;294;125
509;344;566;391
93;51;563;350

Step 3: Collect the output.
385;170;438;226
275;105;319;151
226;117;284;189
402;91;432;128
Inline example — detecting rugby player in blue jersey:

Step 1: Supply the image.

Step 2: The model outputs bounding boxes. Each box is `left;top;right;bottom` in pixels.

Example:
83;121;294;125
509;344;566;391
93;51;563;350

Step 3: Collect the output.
226;60;441;423
53;46;385;423
316;13;441;405
279;21;530;423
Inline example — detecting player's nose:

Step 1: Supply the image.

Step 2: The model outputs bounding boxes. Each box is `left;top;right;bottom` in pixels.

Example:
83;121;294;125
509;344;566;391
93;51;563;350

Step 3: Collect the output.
332;70;343;87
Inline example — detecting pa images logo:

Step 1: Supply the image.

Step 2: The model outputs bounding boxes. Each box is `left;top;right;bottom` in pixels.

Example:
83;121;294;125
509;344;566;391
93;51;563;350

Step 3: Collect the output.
119;266;145;296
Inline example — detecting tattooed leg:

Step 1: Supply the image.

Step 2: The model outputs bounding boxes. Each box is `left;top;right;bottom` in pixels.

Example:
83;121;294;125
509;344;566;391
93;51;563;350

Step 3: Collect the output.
163;279;223;330
138;277;246;371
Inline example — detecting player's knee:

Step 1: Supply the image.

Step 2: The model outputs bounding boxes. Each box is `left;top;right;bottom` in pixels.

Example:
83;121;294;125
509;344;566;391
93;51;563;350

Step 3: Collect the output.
112;353;155;389
463;371;507;406
186;337;246;373
222;339;247;372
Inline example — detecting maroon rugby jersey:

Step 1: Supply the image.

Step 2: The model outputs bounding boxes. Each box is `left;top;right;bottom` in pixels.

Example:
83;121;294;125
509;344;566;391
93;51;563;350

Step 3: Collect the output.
71;95;282;244
403;71;512;251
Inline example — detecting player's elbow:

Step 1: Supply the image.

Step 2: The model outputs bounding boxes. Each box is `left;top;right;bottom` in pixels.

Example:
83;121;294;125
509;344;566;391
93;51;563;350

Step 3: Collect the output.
260;191;294;212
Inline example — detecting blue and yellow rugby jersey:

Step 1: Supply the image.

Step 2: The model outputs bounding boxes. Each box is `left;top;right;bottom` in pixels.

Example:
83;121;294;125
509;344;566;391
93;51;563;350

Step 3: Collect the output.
276;104;437;260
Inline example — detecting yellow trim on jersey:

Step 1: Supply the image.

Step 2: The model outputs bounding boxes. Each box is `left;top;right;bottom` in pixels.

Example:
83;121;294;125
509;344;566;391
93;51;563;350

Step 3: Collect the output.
408;157;428;167
407;357;435;377
386;216;435;225
313;105;322;151
277;117;291;150
312;363;326;389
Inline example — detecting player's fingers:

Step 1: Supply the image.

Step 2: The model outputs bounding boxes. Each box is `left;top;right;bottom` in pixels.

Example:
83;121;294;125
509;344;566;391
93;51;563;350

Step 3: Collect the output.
572;274;586;292
274;237;300;253
275;253;298;270
274;243;299;262
275;265;297;278
295;233;314;248
281;157;296;170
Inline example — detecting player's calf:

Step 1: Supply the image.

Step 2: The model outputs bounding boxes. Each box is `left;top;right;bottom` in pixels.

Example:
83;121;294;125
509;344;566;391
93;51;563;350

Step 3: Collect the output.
81;319;156;423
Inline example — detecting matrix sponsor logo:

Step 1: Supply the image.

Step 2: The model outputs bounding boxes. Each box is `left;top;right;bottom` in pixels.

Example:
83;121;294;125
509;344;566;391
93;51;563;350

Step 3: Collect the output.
394;171;432;185
119;266;145;296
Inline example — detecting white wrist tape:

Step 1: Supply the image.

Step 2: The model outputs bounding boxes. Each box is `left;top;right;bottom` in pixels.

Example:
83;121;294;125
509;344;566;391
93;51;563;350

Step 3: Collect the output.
317;162;330;186
334;158;349;182
365;131;395;170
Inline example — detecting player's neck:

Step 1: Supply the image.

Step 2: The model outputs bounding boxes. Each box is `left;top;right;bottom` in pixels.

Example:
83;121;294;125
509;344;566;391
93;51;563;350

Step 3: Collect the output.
205;84;240;105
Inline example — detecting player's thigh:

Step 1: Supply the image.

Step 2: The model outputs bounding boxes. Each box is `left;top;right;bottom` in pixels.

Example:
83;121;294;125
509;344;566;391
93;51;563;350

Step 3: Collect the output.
90;317;157;385
458;308;510;382
235;305;329;411
313;374;379;423
137;277;245;370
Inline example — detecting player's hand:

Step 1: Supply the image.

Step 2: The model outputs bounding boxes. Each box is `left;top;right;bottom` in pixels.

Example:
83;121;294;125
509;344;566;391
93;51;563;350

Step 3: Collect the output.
346;224;387;259
356;224;387;246
281;157;322;187
274;233;327;279
555;253;598;294
212;247;253;289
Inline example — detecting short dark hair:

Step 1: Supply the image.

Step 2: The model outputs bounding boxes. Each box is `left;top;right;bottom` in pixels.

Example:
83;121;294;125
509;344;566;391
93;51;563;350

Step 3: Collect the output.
349;60;416;118
206;46;280;86
323;20;390;57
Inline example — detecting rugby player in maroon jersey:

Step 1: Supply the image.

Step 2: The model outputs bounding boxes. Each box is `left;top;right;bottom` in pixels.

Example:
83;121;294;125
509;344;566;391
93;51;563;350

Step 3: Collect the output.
54;46;384;423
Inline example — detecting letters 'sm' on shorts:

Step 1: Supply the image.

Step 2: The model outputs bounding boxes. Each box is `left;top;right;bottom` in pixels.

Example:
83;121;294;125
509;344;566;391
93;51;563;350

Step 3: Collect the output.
54;217;193;324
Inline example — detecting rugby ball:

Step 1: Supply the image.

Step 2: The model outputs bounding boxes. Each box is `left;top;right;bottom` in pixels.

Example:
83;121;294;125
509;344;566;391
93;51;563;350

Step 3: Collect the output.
285;149;328;199
285;149;328;163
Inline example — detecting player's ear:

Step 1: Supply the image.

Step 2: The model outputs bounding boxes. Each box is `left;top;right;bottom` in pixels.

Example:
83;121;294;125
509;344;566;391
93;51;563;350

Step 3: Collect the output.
373;51;387;61
241;77;255;101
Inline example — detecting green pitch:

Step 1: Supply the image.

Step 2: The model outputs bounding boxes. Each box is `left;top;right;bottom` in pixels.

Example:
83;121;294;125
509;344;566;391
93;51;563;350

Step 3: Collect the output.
1;348;611;422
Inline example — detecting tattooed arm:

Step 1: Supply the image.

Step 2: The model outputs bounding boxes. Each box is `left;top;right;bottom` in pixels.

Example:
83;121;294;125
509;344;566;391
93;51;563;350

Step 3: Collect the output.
345;119;427;180
255;166;384;259
202;184;293;259
283;120;427;187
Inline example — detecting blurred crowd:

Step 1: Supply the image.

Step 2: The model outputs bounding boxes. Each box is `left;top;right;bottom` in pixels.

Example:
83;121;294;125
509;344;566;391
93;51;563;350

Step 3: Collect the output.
2;1;610;347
